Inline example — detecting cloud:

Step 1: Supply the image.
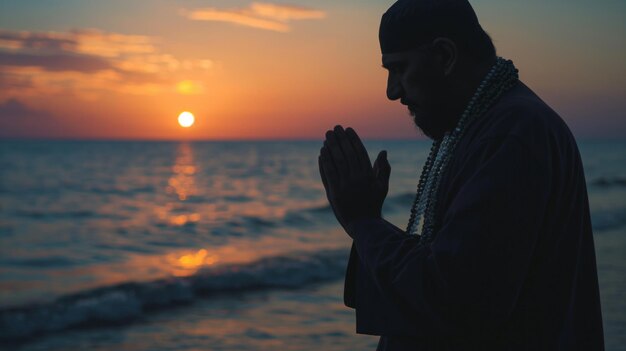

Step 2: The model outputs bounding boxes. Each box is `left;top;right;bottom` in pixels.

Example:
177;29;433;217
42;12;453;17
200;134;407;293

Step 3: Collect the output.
250;3;326;21
69;29;155;58
0;29;165;74
0;30;76;52
0;29;154;58
0;29;215;98
184;2;326;33
186;9;290;32
0;52;111;73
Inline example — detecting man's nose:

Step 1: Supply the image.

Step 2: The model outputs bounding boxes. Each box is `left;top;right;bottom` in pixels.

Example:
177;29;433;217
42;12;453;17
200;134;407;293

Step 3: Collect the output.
386;75;403;101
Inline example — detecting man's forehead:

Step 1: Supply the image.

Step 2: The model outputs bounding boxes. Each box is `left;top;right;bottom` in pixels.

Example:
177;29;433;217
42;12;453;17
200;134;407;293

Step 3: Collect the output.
381;48;424;66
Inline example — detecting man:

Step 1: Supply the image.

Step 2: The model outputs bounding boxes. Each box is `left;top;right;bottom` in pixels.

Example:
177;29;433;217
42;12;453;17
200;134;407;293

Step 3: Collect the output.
318;0;605;350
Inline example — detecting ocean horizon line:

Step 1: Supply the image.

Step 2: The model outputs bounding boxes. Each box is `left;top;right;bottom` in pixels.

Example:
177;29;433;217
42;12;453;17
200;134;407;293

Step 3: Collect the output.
0;137;429;143
2;136;624;143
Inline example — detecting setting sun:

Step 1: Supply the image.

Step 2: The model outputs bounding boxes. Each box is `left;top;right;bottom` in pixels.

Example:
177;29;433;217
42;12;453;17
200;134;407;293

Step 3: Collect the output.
178;112;195;128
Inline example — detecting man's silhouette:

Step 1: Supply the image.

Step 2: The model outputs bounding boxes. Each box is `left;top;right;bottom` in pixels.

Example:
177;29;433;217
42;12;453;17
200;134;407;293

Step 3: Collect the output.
318;0;605;350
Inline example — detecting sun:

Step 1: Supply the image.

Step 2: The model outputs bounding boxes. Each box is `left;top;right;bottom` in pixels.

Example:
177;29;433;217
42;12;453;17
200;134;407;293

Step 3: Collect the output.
178;112;195;128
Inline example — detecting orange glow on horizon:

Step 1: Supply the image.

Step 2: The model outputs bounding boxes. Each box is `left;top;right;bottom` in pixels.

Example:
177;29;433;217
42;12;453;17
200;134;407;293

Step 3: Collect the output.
1;2;623;140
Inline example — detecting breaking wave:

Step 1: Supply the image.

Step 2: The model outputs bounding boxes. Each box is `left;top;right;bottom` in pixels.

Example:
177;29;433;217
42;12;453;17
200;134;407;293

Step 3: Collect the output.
0;248;349;342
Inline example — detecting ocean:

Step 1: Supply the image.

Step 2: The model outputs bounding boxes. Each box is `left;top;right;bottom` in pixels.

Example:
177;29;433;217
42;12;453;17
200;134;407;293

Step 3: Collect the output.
0;140;624;350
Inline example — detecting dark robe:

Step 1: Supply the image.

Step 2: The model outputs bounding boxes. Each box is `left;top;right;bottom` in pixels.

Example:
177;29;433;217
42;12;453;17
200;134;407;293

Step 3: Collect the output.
343;81;605;350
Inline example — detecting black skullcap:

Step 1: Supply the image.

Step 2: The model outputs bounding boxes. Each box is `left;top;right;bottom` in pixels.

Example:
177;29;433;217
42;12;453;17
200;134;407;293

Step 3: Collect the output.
379;0;483;54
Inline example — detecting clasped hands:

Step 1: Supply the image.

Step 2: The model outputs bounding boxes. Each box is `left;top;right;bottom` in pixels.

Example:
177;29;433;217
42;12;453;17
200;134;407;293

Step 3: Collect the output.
318;125;391;238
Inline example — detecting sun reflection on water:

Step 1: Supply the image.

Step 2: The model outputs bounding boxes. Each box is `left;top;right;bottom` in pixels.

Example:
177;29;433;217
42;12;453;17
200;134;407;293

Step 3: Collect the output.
166;143;198;201
169;213;201;226
171;249;219;276
157;142;203;227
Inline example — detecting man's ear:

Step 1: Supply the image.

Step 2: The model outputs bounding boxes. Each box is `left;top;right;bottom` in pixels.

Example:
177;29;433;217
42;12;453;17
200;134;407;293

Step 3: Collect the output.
431;37;457;76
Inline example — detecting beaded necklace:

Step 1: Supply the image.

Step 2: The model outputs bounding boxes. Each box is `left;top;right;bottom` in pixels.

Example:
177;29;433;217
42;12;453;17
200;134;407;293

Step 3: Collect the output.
406;56;519;244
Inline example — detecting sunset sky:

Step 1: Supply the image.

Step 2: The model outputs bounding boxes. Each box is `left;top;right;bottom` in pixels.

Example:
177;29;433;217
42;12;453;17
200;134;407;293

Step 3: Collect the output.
1;0;625;140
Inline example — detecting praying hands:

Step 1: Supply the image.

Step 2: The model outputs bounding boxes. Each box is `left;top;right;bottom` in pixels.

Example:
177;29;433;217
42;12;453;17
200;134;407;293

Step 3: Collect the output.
318;125;391;237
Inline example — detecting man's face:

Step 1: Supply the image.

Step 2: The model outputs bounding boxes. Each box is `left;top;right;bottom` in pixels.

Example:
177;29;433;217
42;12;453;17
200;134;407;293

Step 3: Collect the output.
382;47;455;140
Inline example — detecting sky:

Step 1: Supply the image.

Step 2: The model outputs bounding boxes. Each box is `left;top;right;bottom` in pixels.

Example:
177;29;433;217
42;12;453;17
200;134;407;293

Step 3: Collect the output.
0;0;624;140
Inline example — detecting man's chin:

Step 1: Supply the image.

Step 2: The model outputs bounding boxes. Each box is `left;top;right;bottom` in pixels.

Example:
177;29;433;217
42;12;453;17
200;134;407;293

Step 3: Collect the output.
410;110;445;141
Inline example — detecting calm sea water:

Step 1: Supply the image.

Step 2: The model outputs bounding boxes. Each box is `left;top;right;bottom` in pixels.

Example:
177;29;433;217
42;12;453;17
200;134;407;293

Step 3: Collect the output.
0;140;624;350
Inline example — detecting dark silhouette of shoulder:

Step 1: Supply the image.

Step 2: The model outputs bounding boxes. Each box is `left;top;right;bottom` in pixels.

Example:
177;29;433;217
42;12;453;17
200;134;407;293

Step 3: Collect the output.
460;80;581;170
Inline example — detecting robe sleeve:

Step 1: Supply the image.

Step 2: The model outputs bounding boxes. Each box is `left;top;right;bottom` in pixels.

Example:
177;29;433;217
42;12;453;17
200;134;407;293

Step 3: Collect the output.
343;220;406;309
346;135;550;340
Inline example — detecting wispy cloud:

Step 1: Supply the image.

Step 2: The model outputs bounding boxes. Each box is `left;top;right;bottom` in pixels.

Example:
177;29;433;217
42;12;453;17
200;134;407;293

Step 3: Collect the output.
250;3;326;21
187;9;291;32
183;2;326;33
0;29;214;98
0;29;154;58
0;52;112;73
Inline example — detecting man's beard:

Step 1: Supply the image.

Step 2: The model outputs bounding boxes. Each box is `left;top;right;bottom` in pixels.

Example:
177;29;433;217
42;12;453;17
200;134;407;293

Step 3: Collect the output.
409;106;458;141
